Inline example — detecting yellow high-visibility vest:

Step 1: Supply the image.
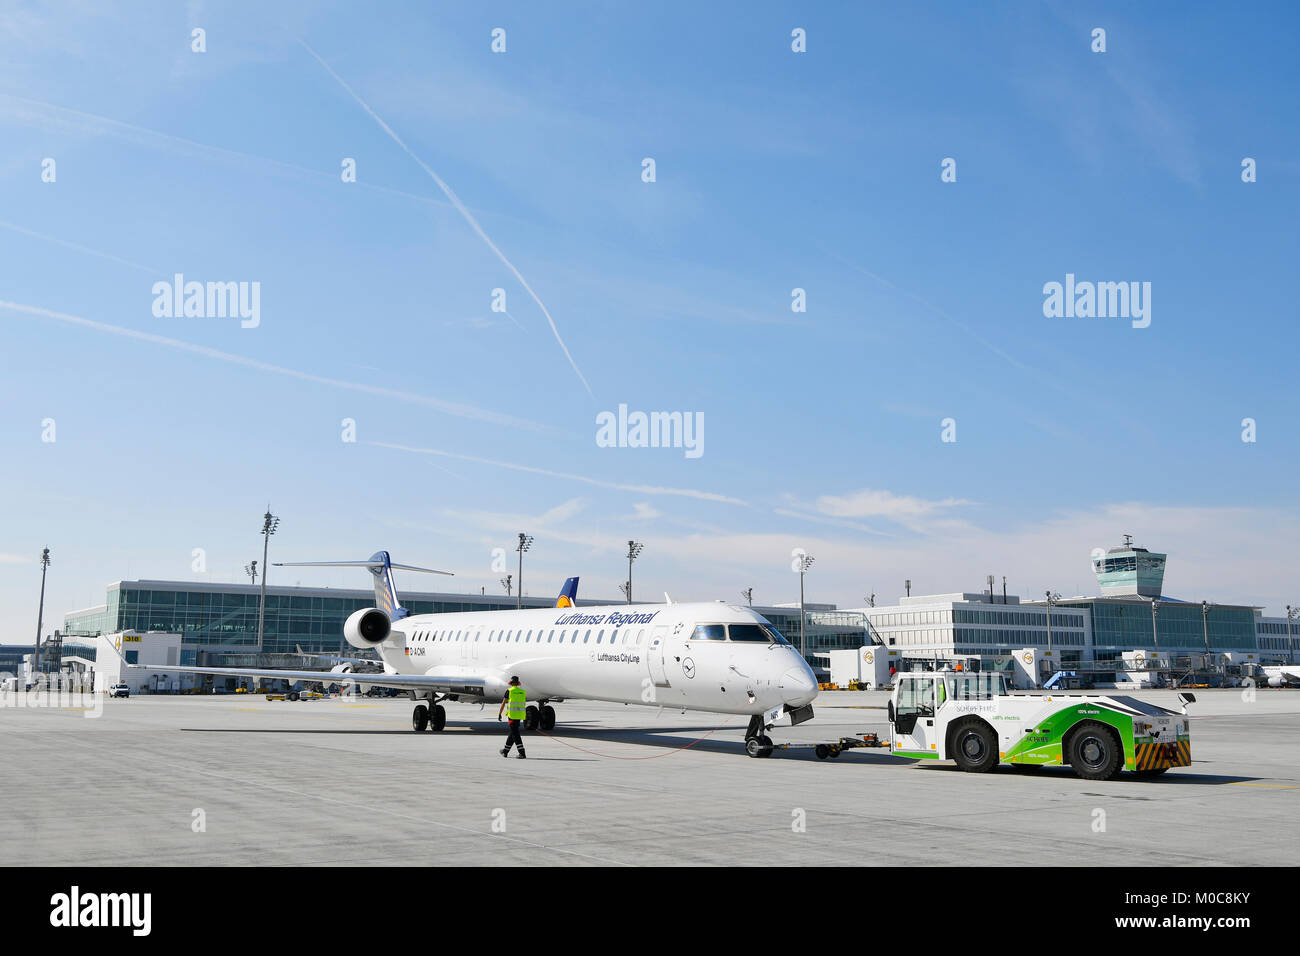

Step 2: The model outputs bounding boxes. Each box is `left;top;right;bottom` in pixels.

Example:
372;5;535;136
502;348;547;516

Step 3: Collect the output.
507;684;527;720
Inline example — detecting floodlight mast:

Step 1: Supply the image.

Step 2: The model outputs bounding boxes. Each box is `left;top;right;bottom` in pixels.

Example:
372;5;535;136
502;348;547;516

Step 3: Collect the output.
257;509;280;655
626;541;644;604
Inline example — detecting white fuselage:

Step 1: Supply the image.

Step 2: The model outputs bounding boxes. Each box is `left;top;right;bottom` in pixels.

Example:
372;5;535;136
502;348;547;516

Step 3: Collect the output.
376;601;818;716
1262;665;1300;688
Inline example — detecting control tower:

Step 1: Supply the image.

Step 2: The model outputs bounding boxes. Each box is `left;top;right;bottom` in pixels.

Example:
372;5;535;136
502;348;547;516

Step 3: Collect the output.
1092;534;1167;598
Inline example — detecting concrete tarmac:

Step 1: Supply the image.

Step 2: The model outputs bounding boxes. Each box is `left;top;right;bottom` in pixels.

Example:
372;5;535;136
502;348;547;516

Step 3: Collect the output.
1;688;1295;866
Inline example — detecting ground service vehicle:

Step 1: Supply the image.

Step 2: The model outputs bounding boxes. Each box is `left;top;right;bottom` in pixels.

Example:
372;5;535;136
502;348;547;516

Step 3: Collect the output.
887;671;1193;780
108;683;130;698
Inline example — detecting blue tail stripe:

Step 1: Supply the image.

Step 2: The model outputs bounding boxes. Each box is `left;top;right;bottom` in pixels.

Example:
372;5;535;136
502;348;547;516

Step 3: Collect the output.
556;576;579;608
368;550;404;618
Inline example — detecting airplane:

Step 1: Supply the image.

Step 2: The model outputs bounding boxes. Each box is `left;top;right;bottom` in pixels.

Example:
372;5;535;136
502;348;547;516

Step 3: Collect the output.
123;551;819;757
1261;664;1300;688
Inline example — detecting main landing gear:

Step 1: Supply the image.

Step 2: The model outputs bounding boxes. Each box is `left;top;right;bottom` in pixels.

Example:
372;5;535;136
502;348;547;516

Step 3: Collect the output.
411;694;447;733
744;714;774;758
524;702;557;732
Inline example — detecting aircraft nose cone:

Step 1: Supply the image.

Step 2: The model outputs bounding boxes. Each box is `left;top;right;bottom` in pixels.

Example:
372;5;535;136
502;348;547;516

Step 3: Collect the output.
780;667;817;707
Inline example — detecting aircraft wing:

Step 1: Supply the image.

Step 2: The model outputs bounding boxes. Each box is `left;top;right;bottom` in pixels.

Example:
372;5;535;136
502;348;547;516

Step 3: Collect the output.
295;643;377;666
122;662;487;695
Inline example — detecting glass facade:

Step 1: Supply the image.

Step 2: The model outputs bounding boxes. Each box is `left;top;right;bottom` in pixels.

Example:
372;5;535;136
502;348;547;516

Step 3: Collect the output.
1257;620;1297;655
64;581;591;658
1060;598;1256;651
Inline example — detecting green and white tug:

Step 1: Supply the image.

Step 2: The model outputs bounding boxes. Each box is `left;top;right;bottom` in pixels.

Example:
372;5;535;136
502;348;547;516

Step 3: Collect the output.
887;670;1194;780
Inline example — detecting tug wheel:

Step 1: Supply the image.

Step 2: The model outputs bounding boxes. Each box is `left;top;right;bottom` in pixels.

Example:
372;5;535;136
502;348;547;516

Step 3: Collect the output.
951;719;999;773
1068;722;1123;781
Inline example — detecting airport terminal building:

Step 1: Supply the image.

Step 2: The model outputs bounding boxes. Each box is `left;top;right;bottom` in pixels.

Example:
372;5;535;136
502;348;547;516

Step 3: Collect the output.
58;579;865;678
851;539;1295;670
48;538;1295;686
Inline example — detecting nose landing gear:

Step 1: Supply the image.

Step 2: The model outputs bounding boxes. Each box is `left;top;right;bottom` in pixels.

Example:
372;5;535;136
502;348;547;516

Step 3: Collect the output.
744;714;774;758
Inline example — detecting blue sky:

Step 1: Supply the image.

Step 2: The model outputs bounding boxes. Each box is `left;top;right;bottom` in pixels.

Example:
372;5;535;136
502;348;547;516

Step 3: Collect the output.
2;1;1298;641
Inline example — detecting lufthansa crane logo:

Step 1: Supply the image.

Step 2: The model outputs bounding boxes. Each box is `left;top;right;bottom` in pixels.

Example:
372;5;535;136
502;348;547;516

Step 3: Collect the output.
1022;652;1033;665
864;650;873;663
681;657;696;679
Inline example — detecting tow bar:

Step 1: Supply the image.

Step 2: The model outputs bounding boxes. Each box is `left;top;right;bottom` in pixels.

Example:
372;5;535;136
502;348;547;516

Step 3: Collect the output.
769;732;888;759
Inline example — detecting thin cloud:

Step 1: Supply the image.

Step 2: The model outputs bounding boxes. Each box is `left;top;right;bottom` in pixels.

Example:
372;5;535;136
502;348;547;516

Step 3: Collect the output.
369;440;747;505
298;40;593;397
772;508;893;537
813;488;972;520
0;300;553;433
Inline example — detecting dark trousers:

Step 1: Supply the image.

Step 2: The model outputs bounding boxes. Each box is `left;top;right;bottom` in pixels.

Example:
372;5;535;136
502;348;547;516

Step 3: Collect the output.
504;719;525;752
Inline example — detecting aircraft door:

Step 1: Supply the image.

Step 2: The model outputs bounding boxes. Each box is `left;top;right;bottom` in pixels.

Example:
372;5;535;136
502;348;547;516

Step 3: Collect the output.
647;625;670;687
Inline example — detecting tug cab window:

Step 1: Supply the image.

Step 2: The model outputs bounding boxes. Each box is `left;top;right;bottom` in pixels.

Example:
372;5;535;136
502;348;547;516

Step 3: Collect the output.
897;678;936;719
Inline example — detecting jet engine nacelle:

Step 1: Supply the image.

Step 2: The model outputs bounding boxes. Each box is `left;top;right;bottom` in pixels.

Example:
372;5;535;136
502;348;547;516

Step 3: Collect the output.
344;608;391;649
330;663;354;675
1268;675;1285;688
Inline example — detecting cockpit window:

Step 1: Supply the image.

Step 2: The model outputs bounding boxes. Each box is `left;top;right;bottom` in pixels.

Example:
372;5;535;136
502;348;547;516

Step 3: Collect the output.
727;624;771;642
691;624;727;641
762;624;791;645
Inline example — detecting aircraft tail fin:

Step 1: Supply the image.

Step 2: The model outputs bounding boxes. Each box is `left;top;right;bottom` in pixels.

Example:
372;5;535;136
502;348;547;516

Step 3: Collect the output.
275;551;452;620
555;577;579;608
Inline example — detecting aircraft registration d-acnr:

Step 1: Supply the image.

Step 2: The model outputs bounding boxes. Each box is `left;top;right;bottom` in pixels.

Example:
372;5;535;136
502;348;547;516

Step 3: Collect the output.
125;551;819;757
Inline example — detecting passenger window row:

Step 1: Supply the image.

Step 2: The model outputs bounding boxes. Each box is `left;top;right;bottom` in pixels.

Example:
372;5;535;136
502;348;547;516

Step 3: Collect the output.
405;626;650;647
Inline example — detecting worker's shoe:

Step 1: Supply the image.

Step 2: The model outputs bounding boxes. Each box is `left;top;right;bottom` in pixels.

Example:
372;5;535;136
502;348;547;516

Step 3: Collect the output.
500;747;510;758
517;750;527;759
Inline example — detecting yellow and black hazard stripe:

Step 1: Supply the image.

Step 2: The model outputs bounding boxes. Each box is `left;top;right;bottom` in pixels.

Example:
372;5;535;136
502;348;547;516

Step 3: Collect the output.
1134;739;1191;770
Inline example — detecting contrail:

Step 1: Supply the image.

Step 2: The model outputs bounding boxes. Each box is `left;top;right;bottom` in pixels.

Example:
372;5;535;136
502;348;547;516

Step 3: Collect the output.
0;300;554;434
0;219;158;274
297;39;594;397
369;441;747;505
0;92;456;211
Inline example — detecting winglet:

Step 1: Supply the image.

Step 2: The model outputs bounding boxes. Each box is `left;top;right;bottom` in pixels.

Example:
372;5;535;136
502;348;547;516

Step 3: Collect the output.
555;577;579;608
664;592;674;605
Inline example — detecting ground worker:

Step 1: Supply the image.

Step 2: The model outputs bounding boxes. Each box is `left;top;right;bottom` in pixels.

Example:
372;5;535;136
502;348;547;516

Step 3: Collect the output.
497;675;527;759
